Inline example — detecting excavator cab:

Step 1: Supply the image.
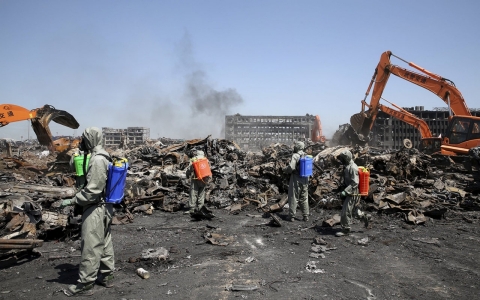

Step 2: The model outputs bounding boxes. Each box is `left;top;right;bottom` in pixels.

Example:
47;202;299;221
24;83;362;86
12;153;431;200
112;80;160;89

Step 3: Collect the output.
419;137;442;155
441;116;480;155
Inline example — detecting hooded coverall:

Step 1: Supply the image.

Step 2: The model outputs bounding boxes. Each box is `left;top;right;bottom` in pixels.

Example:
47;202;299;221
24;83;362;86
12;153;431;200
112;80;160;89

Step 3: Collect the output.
338;150;368;232
71;127;114;284
284;142;309;220
186;150;207;213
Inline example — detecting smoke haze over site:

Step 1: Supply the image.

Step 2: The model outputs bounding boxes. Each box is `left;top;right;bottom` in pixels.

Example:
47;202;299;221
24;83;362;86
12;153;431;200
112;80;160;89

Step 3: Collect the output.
1;1;480;141
122;32;244;139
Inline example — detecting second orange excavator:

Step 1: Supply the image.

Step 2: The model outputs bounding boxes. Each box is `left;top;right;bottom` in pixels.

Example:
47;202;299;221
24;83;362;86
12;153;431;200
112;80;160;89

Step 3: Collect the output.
311;115;326;143
0;104;80;152
369;97;442;153
350;50;480;156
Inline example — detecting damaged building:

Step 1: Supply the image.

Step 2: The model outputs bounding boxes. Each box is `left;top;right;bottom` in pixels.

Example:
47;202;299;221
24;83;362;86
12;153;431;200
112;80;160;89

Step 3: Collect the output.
225;114;317;150
371;107;480;150
103;127;150;148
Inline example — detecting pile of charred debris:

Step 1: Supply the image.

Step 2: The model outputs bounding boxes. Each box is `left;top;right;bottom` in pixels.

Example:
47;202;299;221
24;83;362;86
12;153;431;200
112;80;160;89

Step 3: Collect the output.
1;136;479;267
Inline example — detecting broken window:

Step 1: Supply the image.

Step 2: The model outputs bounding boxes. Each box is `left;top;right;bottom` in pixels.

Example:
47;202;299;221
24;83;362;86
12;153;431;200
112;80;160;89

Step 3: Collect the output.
469;120;480;140
449;119;471;144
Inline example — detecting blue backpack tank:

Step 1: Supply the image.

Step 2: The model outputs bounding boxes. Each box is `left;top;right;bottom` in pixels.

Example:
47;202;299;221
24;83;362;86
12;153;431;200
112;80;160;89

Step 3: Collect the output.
299;155;313;177
105;158;129;204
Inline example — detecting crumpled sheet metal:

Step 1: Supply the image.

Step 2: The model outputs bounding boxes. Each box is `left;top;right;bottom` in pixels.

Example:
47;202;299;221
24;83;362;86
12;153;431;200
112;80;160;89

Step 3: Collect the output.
1;135;479;244
79;141;479;222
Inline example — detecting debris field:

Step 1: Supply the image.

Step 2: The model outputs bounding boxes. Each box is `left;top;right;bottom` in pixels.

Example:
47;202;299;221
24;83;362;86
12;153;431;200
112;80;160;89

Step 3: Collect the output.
0;137;479;299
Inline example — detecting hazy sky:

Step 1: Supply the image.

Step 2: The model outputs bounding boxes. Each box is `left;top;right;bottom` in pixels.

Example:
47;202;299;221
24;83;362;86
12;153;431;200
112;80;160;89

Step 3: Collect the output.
1;0;479;141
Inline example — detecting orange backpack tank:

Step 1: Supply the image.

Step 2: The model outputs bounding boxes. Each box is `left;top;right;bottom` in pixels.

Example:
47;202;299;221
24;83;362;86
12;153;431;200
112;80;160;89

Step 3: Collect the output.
358;167;370;196
192;157;212;180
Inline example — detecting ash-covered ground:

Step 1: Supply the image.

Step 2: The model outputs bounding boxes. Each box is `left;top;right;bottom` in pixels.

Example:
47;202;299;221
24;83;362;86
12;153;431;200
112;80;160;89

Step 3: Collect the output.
1;139;480;299
1;204;479;300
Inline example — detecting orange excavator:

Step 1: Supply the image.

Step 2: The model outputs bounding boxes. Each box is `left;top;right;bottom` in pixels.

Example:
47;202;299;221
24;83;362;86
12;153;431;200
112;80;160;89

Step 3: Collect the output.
371;97;442;153
0;104;80;152
311;115;326;143
350;50;480;156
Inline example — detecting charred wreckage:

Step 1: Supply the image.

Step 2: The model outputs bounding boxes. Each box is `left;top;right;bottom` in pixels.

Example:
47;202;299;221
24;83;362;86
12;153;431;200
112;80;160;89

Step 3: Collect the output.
1;135;480;268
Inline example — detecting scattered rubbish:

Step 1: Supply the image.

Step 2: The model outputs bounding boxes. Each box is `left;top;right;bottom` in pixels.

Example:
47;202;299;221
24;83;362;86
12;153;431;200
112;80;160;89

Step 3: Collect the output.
230;284;259;291
0;239;43;249
136;267;150;279
309;252;325;259
245;256;256;263
141;247;169;261
357;237;369;246
344;279;376;300
311;245;337;253
311;245;327;253
306;261;325;273
313;237;327;245
0;135;479;269
411;237;441;246
322;214;341;227
204;232;233;246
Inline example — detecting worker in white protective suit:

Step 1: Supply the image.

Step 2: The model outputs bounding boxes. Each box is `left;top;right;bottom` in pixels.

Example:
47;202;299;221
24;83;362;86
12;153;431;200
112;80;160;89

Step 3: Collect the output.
336;149;371;237
60;127;114;296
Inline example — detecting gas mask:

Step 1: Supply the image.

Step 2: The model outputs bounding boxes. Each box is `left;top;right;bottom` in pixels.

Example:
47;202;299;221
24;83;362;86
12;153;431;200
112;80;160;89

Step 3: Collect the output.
78;137;88;152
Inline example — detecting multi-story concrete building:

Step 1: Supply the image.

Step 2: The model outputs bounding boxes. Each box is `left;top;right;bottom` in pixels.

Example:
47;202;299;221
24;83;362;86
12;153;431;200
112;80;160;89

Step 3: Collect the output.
102;127;150;147
371;107;480;150
103;128;124;148
225;114;316;150
126;127;150;145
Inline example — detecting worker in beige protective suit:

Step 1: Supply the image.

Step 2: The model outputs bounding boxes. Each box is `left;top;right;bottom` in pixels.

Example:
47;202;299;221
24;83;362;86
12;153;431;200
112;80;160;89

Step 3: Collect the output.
283;141;309;222
335;149;371;237
185;150;207;215
60;127;114;296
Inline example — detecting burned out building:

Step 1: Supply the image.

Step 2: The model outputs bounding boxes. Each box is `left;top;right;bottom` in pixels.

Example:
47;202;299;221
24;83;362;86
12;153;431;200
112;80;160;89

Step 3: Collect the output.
103;127;150;147
225;114;316;150
371;107;480;150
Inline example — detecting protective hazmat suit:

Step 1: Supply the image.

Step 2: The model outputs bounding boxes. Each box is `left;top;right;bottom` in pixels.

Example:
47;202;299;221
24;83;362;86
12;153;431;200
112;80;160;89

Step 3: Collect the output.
336;149;370;237
283;141;309;222
65;127;115;296
186;150;207;214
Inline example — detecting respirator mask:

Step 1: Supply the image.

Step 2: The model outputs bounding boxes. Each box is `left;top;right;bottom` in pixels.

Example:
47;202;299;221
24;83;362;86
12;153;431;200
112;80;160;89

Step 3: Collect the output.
78;137;88;152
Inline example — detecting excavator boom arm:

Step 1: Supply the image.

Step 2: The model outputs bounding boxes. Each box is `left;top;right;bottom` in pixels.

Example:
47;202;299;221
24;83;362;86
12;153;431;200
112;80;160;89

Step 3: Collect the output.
351;50;471;139
377;103;433;139
351;51;393;137
0;104;38;127
388;65;470;116
0;104;79;151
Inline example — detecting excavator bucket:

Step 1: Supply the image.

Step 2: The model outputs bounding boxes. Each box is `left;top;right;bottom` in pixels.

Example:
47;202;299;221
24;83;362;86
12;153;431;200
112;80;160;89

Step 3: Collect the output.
30;105;79;148
350;112;366;134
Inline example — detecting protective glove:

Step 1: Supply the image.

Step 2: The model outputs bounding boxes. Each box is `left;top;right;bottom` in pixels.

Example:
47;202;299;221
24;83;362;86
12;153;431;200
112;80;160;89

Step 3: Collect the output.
340;190;347;200
60;199;73;207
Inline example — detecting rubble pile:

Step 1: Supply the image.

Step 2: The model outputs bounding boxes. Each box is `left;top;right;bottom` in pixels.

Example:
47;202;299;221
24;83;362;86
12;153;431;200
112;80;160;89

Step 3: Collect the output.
0;137;479;266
